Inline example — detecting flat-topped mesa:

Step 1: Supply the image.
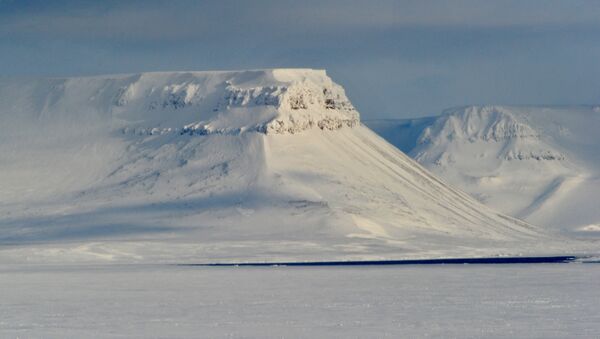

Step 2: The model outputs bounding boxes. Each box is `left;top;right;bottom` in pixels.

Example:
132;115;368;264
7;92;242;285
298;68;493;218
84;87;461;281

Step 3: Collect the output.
0;69;359;137
0;71;573;262
109;68;359;135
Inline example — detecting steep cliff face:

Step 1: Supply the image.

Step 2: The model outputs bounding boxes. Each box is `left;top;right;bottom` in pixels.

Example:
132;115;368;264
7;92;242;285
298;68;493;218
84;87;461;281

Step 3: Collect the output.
367;105;600;234
0;69;357;137
0;73;581;264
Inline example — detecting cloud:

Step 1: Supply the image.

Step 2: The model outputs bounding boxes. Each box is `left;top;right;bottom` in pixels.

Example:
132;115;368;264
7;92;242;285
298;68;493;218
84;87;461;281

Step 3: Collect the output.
1;0;600;117
3;0;600;42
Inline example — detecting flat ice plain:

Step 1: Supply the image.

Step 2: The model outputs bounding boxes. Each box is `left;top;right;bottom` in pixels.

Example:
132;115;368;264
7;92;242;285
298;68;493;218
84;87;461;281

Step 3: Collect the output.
1;264;599;338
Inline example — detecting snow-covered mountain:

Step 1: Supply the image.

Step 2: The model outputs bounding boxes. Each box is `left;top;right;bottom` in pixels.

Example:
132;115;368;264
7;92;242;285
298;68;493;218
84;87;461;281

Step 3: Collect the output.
0;72;585;263
367;105;600;235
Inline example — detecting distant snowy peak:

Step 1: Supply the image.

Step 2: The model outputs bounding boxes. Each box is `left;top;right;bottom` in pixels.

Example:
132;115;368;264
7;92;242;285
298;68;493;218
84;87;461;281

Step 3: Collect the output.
414;106;566;165
366;105;600;232
419;106;539;144
45;69;358;135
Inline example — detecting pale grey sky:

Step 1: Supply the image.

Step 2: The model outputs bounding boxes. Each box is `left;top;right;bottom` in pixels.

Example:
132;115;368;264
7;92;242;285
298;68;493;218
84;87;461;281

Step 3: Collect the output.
1;0;600;118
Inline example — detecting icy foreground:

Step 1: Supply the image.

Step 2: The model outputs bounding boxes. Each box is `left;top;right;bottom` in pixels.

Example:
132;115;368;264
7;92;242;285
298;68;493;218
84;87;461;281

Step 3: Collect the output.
2;264;599;338
367;106;600;234
0;71;589;263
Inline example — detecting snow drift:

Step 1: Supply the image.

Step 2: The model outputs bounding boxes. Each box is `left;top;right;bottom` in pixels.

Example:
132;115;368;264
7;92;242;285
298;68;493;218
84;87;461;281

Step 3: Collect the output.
0;71;583;263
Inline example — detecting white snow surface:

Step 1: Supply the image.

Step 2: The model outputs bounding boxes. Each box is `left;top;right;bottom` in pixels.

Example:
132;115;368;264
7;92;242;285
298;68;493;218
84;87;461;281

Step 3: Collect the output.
366;105;600;234
2;264;599;338
0;73;591;264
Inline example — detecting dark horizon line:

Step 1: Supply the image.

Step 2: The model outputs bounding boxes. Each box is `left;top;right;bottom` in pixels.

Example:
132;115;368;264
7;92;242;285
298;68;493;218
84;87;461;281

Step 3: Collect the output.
179;255;585;267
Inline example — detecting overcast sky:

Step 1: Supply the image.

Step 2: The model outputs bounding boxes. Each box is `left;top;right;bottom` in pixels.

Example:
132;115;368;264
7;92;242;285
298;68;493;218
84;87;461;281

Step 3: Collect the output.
1;0;600;118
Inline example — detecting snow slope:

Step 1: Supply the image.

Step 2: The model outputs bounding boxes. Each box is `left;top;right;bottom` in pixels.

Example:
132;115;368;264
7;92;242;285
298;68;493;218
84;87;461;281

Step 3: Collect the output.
367;106;600;234
0;73;586;263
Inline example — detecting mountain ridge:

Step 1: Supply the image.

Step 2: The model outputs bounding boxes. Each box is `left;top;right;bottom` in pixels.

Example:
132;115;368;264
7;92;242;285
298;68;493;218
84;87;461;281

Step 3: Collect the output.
0;74;588;263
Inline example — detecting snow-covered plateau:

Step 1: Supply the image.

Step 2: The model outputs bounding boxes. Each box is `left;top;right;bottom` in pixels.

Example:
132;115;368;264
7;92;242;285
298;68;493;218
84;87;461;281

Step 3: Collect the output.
367;105;600;235
0;71;595;264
